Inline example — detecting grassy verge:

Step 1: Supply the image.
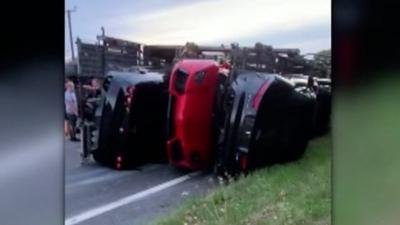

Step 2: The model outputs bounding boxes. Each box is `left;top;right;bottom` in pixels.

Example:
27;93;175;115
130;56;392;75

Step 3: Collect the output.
334;77;400;225
153;135;331;225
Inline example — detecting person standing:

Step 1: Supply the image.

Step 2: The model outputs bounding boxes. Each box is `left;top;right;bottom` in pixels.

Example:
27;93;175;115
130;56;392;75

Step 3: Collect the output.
82;78;101;98
65;80;80;142
81;78;102;120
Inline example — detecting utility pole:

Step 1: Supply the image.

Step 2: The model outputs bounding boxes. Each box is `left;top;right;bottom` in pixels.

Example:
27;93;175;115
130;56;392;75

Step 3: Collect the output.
101;26;106;76
66;6;77;61
96;26;106;76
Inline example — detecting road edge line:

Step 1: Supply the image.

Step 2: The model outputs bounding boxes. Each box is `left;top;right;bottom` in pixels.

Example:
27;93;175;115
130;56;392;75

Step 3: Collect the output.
65;171;201;225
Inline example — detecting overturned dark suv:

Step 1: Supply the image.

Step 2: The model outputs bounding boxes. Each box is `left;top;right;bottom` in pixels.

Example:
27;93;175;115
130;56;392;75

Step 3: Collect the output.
82;70;168;169
215;71;317;175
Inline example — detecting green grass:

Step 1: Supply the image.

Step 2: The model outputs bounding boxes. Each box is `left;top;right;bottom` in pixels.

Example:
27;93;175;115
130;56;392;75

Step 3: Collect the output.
152;135;332;225
334;77;400;225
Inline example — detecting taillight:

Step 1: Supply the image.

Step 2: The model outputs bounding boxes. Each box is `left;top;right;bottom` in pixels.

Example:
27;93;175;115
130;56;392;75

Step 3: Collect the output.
252;80;271;110
115;155;122;169
239;154;248;172
125;86;135;109
126;96;132;105
116;163;121;169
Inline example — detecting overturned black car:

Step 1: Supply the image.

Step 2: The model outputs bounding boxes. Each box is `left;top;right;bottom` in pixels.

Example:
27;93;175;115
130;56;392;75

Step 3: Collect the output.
81;70;168;169
214;71;317;175
289;76;332;136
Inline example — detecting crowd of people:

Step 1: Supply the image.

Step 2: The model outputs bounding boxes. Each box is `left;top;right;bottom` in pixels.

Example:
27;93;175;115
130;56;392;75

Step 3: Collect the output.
64;78;101;142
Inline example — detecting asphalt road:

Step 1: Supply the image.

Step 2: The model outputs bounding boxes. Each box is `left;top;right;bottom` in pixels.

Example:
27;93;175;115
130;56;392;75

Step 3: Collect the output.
65;139;217;225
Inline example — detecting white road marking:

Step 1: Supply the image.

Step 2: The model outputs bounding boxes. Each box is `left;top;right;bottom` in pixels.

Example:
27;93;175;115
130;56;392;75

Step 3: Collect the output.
66;171;131;189
65;171;202;225
65;168;112;183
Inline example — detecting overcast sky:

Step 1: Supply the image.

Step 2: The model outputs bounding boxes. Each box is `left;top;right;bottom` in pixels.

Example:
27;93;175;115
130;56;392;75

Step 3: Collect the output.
65;0;330;60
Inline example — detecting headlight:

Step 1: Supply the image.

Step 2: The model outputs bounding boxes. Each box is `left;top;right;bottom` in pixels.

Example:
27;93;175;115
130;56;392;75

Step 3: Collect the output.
194;71;206;84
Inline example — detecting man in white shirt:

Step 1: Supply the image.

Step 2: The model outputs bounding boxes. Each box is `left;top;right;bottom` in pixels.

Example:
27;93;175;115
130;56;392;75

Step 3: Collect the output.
65;80;80;141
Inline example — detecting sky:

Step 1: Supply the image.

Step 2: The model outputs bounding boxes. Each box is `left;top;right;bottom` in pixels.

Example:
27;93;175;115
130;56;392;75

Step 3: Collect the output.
65;0;331;61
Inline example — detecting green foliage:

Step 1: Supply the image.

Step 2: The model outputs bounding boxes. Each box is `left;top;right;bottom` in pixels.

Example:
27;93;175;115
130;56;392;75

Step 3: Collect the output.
313;49;331;78
152;135;332;225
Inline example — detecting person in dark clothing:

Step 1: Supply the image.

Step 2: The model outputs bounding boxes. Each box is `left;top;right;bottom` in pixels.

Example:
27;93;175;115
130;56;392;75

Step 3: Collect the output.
81;78;102;121
82;78;101;98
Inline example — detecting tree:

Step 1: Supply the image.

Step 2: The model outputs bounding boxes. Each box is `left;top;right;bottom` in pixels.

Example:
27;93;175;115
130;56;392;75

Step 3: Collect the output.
313;49;331;77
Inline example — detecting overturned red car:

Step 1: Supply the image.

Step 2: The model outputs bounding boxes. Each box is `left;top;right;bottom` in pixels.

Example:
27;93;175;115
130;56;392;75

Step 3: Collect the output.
166;59;226;170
